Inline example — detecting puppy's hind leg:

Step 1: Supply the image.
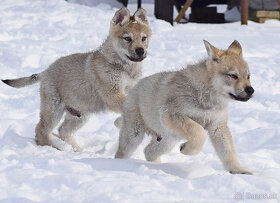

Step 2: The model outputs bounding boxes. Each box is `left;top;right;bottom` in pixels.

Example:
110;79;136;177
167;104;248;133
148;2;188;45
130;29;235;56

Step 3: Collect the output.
35;89;64;147
58;112;89;152
115;115;145;159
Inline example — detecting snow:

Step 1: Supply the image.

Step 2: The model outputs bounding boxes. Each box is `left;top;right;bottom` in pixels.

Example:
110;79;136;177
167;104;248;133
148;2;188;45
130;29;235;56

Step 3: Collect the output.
0;0;280;202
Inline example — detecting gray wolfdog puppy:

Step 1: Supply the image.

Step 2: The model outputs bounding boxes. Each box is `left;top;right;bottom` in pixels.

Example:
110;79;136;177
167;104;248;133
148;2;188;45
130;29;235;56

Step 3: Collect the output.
115;40;254;174
2;7;151;151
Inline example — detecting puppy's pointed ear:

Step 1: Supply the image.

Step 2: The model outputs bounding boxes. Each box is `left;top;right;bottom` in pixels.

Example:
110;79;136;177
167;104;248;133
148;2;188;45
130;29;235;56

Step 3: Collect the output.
133;8;149;25
228;40;242;56
203;40;222;61
112;7;130;26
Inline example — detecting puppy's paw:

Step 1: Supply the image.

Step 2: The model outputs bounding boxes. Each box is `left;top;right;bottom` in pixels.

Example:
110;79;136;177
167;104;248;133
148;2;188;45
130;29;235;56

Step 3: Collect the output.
229;167;253;175
73;145;82;152
64;136;82;152
154;157;161;163
180;142;201;155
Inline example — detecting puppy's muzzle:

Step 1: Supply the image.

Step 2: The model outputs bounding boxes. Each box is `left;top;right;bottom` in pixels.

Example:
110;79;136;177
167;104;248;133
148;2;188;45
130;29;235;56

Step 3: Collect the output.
229;86;254;102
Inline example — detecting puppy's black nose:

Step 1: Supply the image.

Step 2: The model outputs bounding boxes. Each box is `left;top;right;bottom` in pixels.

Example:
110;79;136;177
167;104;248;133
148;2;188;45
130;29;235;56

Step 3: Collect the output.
245;86;254;96
135;47;144;57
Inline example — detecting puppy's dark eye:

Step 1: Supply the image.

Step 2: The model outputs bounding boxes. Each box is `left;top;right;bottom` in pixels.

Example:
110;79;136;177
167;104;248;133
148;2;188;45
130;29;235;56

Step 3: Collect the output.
123;37;132;42
227;74;238;80
142;36;147;41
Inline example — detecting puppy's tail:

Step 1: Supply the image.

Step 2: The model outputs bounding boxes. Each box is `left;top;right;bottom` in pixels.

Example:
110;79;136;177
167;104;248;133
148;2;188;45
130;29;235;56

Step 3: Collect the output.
2;73;41;88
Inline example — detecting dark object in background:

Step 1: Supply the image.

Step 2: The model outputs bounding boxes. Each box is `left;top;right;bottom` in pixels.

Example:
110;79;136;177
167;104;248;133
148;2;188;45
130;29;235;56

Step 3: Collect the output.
175;0;227;7
179;0;227;23
117;0;141;9
117;0;128;6
155;0;227;24
155;0;174;25
189;7;225;23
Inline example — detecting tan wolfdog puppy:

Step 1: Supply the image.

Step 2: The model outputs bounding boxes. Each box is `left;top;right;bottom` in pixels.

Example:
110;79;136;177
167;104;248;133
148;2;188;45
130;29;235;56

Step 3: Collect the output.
2;7;151;151
115;40;254;174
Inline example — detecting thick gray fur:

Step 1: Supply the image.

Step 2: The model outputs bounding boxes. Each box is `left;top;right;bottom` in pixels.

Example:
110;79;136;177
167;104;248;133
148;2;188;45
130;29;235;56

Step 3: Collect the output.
115;40;254;174
2;7;151;151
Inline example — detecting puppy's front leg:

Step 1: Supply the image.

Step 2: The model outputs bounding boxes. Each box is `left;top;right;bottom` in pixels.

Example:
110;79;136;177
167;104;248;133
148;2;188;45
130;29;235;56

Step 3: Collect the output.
207;123;252;175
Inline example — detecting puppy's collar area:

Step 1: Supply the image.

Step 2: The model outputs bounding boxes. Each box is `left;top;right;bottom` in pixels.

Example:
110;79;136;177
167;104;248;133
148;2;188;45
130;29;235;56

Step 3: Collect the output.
98;49;129;66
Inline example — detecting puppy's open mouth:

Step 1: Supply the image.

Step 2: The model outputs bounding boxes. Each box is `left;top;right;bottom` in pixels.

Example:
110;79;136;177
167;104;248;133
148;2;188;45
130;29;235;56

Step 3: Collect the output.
229;93;251;102
126;55;145;62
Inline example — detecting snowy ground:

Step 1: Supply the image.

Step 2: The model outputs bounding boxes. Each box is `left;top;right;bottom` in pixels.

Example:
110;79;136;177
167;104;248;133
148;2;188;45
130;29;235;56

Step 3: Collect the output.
0;0;280;202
